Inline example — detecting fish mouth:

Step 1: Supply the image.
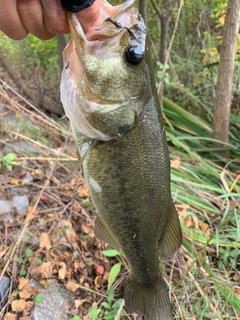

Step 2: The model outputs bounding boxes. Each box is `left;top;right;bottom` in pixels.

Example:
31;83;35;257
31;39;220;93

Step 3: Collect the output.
68;0;144;46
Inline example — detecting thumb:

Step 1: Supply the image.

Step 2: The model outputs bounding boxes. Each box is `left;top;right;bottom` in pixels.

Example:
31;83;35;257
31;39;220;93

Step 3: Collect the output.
61;0;102;33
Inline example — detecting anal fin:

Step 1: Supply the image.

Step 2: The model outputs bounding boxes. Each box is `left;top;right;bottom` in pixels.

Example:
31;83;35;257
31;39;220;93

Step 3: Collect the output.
159;203;182;258
94;217;122;252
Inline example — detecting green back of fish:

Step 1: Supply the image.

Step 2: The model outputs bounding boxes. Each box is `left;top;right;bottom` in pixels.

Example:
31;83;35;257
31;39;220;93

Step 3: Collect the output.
72;61;181;319
69;10;182;317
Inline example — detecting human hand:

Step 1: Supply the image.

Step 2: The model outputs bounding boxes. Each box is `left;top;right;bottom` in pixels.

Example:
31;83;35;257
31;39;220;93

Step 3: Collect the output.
0;0;101;40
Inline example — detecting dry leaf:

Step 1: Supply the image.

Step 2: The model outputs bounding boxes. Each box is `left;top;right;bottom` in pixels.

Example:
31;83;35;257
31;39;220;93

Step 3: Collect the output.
18;277;29;290
89;230;95;239
77;185;89;197
94;276;101;288
94;238;102;250
66;280;79;292
0;245;8;259
234;287;240;297
70;178;78;186
27;206;36;214
19;284;37;299
22;300;34;317
233;273;240;282
81;223;93;234
39;280;48;288
183;216;192;228
192;215;199;230
199;222;211;237
103;271;109;282
11;299;26;312
30;261;53;280
75;299;86;308
24;301;34;312
175;204;189;219
61;221;78;242
58;262;66;280
39;232;51;250
171;158;181;168
4;313;17;320
72;200;81;211
183;214;198;230
74;261;85;270
11;179;20;186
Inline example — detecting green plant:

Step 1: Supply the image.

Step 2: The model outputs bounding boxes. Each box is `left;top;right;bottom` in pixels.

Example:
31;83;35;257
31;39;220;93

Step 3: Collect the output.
17;248;34;277
156;61;170;84
0;153;17;171
35;293;43;303
87;260;127;319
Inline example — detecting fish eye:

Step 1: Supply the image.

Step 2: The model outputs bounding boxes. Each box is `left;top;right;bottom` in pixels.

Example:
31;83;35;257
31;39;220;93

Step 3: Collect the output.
125;46;143;65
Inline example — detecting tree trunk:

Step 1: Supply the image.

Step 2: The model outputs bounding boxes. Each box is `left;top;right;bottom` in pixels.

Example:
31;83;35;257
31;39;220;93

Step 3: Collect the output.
150;0;178;108
160;16;169;65
139;0;147;24
212;0;240;159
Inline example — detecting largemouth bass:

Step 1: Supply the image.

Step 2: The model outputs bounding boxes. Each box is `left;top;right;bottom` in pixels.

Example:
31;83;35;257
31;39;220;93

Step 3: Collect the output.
60;0;182;319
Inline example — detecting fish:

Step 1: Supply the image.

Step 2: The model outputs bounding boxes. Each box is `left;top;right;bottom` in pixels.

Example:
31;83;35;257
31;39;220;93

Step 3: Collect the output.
60;0;182;319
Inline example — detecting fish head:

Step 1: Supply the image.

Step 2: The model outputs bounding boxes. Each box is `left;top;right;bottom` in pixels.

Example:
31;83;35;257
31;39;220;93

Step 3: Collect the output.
61;0;151;140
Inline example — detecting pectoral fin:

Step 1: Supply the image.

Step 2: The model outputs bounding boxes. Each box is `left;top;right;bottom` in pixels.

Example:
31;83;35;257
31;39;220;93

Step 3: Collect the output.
94;217;122;252
159;203;182;258
64;140;98;182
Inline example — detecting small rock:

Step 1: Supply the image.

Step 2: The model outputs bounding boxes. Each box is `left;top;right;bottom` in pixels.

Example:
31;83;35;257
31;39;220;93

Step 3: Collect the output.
30;279;75;320
22;172;33;184
12;195;29;214
0;200;13;221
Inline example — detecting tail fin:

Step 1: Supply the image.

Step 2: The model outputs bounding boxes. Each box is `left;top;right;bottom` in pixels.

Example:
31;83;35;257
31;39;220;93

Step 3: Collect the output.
124;276;174;320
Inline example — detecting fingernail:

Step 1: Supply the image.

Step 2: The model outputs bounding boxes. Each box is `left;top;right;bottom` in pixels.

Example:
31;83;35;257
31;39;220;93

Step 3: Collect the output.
41;0;60;14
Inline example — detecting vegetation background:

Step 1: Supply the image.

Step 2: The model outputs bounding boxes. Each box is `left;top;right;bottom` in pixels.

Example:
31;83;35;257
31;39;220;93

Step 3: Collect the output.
0;0;239;319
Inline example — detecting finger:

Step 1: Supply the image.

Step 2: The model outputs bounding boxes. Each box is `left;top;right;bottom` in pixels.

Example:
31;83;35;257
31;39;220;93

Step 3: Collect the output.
0;0;28;40
17;0;55;40
76;0;101;33
41;0;70;35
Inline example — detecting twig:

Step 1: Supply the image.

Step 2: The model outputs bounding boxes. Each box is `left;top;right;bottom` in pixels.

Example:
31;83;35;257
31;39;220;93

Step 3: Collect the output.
158;0;183;95
10;130;74;159
149;0;163;20
166;0;179;18
0;163;56;280
0;84;71;137
114;298;125;320
223;172;240;205
187;270;216;314
16;156;77;161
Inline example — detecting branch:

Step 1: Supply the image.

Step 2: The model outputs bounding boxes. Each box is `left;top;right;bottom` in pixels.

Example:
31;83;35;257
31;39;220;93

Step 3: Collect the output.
157;0;183;95
150;0;178;20
150;0;164;20
166;0;179;17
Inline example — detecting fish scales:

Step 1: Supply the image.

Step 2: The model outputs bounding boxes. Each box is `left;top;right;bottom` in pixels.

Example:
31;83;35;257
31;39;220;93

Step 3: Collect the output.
77;97;171;279
60;0;182;318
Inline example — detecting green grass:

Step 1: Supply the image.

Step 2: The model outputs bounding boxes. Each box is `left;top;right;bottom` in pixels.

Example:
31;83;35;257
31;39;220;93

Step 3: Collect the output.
163;98;240;319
